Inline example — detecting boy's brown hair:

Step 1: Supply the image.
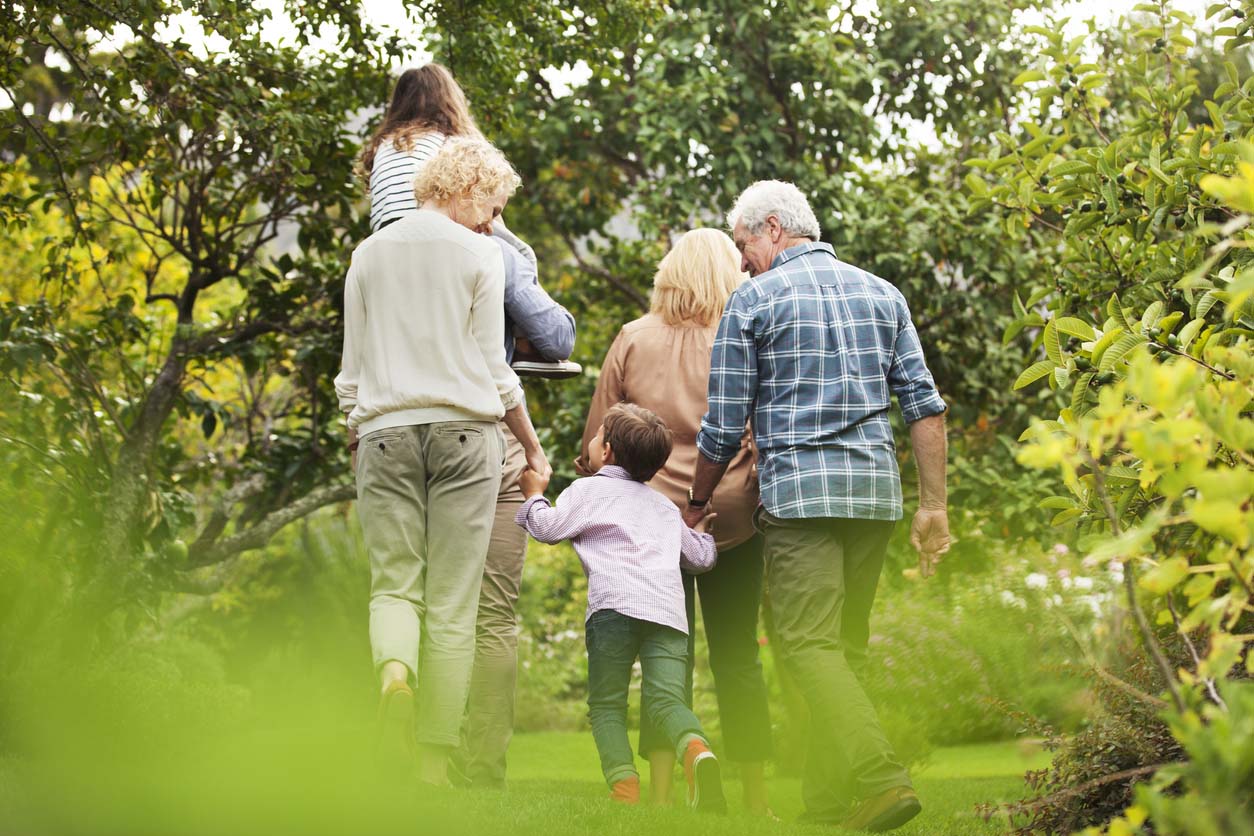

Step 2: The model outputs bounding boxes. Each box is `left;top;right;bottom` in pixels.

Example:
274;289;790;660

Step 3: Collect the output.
602;403;673;483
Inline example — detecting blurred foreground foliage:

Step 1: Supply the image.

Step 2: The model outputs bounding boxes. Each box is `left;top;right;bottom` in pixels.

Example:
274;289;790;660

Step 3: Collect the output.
0;1;1250;834
965;2;1254;832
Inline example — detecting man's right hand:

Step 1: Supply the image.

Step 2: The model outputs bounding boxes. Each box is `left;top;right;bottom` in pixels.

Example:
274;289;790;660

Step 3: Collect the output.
910;506;951;578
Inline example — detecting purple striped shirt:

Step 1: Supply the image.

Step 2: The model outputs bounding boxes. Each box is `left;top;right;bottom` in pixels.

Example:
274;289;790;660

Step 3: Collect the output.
515;465;716;634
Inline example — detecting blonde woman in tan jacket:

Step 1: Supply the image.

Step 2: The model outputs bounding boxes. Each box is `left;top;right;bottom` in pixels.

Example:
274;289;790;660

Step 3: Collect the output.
576;228;772;813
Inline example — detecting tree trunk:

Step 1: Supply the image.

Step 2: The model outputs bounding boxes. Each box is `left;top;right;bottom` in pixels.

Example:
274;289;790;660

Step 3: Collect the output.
93;339;189;598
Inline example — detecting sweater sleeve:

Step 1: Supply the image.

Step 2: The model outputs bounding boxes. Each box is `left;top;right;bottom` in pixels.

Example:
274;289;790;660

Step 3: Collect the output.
471;245;524;412
333;260;364;416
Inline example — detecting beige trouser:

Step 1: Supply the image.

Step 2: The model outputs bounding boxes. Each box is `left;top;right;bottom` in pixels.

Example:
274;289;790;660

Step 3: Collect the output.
356;420;503;747
452;422;528;787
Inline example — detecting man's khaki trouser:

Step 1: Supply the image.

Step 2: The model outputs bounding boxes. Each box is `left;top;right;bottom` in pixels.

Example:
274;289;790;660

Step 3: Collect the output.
356;420;503;748
758;511;911;818
452;423;528;787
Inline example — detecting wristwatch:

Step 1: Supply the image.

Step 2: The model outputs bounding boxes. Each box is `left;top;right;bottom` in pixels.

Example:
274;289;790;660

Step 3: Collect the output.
687;487;709;508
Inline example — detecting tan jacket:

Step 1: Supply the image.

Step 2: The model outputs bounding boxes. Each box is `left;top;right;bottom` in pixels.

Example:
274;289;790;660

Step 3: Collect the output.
578;313;759;551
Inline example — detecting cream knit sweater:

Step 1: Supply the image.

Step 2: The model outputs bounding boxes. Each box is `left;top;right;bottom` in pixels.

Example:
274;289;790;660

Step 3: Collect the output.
335;210;524;435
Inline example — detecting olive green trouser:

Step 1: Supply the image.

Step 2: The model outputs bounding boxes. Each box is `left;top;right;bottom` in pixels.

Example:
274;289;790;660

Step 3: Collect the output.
451;424;528;787
356;420;503;747
758;511;911;818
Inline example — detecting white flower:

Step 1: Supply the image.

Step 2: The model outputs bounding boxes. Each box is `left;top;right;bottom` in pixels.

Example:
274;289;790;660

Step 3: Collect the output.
1026;572;1049;590
1074;576;1094;591
1053;543;1071;555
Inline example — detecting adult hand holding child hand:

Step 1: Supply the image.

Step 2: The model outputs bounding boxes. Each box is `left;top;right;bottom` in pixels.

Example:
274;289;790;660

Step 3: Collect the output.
519;466;551;499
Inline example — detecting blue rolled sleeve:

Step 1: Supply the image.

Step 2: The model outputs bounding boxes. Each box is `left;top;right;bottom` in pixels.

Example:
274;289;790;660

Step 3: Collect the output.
697;291;757;464
497;237;576;363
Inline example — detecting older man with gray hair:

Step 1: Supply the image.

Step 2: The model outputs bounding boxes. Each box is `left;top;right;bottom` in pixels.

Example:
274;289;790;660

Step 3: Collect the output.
682;180;950;830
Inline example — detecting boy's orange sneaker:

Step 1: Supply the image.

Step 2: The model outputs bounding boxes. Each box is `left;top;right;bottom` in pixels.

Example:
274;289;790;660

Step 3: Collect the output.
682;739;726;814
609;775;640;804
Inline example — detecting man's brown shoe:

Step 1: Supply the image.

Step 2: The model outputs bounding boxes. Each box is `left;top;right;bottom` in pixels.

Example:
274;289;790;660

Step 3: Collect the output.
841;786;921;832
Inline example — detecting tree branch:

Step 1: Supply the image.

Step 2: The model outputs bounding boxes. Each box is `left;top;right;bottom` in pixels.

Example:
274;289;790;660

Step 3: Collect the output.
1085;450;1187;714
550;224;649;312
187;481;356;568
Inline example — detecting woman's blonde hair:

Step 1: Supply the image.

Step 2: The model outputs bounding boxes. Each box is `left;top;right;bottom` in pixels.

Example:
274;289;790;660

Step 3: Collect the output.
413;136;522;206
650;228;747;326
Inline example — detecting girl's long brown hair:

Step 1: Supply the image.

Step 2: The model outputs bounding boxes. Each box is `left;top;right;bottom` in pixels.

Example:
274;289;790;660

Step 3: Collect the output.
358;63;481;180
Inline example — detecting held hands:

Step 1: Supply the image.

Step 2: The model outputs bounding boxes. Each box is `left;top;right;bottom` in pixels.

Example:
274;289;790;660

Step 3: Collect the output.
681;503;708;531
518;466;551;499
910;506;951;578
519;445;552;499
692;511;718;536
525;446;552;481
573;456;595;477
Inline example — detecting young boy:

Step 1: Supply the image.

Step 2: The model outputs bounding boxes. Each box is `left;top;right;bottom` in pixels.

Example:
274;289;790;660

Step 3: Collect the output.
515;404;726;812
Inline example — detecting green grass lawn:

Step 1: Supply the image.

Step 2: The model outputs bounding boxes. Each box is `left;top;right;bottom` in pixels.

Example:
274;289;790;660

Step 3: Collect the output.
0;728;1047;835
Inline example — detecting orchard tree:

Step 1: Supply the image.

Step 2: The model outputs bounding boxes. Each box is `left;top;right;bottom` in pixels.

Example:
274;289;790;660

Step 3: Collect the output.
422;0;1058;441
0;1;400;621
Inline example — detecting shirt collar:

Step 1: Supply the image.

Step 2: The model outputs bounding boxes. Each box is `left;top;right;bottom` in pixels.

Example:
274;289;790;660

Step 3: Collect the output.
595;464;633;481
770;240;835;271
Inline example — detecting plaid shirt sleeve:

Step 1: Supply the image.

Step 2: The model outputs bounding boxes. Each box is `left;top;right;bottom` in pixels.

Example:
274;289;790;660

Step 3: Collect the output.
697;291;757;464
887;296;948;424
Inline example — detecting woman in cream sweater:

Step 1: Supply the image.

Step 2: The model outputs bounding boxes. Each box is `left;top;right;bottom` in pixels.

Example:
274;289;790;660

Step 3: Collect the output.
336;137;550;785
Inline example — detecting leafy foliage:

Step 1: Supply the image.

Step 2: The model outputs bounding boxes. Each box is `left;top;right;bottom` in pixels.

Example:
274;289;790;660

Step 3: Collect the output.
966;3;1254;831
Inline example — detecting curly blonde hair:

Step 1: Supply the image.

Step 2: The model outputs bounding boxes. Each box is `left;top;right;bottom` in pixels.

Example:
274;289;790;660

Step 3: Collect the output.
413;136;521;207
651;228;748;326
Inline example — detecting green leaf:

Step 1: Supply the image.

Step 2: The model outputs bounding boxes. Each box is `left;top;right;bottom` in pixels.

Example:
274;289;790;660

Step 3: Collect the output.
1014;360;1056;390
1039;495;1076;510
1139;557;1190;595
1020;420;1065;441
1177;317;1206;350
1090;326;1125;367
963;173;987;197
1099;332;1147;370
1012;69;1046;86
1071;372;1095;411
1043;320;1062;364
1051;160;1095;176
1055;317;1095;340
1051;508;1084;526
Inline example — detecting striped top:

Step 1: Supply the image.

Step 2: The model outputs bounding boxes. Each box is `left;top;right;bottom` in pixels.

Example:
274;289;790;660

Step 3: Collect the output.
368;132;446;232
516;465;716;634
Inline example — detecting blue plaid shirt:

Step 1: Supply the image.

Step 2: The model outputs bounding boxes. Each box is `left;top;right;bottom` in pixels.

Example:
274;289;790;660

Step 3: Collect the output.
697;242;947;521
